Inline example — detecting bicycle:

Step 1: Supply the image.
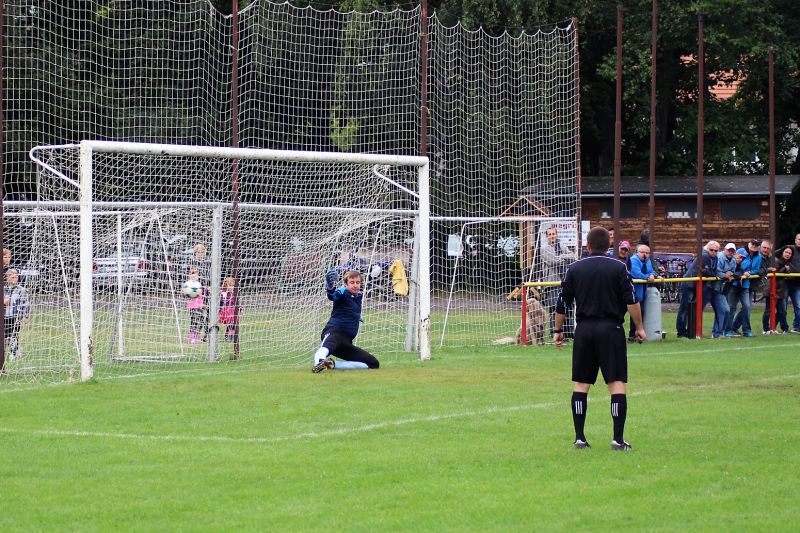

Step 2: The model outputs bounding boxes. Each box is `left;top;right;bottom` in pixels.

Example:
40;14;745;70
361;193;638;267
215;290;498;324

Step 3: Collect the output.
655;258;687;304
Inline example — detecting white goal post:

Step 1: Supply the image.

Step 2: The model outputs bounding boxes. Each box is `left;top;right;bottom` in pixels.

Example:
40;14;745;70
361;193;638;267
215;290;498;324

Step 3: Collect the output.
29;140;431;382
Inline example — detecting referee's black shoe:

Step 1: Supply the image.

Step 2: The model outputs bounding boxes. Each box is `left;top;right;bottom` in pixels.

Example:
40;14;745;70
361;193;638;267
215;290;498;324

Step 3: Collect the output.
573;439;591;449
611;440;632;451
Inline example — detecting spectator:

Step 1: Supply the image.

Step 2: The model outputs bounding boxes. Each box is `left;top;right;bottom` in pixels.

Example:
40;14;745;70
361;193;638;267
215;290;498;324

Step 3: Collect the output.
789;233;800;333
219;277;238;342
769;245;795;334
184;267;206;345
638;228;650;247
4;268;30;361
756;240;777;334
540;226;575;337
729;240;762;337
2;248;11;275
676;241;719;338
611;240;632;271
629;243;661;340
713;243;737;339
186;243;210;342
724;248;753;337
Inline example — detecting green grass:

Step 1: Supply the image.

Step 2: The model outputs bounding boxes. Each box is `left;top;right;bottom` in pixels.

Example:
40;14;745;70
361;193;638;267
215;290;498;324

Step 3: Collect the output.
1;332;799;531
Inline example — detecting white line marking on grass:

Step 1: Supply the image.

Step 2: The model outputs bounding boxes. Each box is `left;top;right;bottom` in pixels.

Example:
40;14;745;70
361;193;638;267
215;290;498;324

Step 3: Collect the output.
7;374;800;444
628;341;800;357
0;400;562;445
5;374;797;445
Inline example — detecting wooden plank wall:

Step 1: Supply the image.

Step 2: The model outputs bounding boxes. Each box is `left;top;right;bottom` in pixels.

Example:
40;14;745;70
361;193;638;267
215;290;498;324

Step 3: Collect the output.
581;199;773;253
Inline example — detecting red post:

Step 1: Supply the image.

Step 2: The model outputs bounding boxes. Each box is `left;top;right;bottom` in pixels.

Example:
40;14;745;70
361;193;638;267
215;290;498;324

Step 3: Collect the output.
520;286;528;345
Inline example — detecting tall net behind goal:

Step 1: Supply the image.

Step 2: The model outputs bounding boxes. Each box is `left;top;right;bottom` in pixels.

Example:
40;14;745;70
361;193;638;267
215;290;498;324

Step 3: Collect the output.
3;1;579;357
7;142;429;384
427;18;581;345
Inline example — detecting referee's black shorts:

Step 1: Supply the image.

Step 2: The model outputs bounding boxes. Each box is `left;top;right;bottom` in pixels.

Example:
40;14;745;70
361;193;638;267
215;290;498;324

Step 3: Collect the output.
572;319;628;384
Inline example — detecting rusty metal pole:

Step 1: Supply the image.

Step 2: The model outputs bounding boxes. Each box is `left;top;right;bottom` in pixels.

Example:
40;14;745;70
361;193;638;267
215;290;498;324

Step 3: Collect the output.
230;0;241;359
613;6;624;256
768;47;777;331
694;13;706;338
648;0;657;246
768;47;776;249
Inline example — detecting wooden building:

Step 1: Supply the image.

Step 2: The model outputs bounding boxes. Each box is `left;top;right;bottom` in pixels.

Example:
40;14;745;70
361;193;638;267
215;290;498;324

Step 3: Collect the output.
580;175;800;252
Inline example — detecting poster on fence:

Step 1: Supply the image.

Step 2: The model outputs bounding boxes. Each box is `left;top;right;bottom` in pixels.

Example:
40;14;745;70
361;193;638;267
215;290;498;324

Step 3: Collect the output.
537;217;580;254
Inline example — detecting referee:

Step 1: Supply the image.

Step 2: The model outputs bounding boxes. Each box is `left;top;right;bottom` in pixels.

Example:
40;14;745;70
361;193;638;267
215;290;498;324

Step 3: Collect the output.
553;226;646;451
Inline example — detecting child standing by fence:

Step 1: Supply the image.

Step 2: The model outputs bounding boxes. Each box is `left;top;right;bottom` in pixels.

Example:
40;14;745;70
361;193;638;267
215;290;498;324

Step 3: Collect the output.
185;267;205;344
4;268;30;361
219;277;237;341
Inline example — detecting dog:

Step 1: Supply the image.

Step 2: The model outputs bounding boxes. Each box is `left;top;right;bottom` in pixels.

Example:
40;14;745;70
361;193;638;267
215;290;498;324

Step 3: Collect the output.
515;289;546;345
494;287;546;346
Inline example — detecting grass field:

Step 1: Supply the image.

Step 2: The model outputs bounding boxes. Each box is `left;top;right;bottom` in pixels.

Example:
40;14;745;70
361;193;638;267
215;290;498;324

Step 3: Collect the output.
1;323;798;532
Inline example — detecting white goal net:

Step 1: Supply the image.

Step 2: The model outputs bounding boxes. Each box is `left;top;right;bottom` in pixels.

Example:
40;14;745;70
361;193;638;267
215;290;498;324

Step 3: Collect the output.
11;141;429;383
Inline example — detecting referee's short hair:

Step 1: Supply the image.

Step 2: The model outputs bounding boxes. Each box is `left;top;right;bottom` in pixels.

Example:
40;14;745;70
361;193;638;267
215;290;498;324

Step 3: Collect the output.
587;227;610;253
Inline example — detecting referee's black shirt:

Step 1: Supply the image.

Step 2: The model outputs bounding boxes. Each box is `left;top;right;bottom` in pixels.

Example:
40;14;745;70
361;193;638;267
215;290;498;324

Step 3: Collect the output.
555;253;637;325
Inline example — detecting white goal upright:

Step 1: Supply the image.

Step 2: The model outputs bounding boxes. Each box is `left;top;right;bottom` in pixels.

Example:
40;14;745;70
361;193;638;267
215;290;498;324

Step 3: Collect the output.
22;141;430;383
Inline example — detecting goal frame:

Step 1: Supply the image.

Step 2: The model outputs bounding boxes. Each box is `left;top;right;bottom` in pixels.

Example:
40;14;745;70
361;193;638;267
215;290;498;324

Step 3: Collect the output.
35;140;431;380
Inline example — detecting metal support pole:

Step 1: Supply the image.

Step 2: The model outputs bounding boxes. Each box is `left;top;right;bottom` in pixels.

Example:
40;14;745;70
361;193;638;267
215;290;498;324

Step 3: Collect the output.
768;47;776;247
648;0;657;246
694;13;706;339
613;6;624;255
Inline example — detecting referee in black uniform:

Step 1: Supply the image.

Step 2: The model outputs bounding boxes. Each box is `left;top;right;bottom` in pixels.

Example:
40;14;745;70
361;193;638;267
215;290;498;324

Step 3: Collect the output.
553;226;646;451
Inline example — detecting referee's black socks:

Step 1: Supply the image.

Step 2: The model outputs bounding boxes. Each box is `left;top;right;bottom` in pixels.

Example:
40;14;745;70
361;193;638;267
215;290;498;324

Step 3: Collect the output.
571;392;588;442
611;394;627;443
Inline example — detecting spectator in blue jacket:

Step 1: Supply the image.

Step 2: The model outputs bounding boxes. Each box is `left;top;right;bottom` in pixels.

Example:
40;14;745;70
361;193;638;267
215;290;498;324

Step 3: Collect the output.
713;243;737;338
629;243;661;340
728;239;762;337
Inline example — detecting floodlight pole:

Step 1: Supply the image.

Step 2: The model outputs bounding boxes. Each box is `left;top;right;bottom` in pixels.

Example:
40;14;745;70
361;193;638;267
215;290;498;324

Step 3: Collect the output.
613;6;624;257
648;0;657;246
694;13;706;339
768;47;776;248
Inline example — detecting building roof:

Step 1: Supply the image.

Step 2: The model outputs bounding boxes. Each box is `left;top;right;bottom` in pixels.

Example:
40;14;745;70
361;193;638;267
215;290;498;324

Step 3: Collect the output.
579;175;800;198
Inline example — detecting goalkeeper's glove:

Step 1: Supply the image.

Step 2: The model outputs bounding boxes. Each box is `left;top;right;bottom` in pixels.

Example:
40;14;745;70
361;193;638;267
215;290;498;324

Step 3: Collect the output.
325;268;338;290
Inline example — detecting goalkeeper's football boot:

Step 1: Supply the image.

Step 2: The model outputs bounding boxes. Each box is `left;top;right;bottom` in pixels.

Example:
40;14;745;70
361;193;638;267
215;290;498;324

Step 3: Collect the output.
573;439;591;449
312;358;335;373
611;440;633;451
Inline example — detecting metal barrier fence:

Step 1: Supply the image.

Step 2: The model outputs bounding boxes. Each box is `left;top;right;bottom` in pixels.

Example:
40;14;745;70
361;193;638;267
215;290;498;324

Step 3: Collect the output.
520;273;800;342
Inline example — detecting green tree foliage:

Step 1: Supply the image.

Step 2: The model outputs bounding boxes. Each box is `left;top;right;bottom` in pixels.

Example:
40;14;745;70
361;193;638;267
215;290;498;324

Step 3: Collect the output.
212;0;800;162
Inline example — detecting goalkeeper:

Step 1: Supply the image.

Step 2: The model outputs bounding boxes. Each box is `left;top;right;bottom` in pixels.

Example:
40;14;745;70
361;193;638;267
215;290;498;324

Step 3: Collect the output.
312;269;380;373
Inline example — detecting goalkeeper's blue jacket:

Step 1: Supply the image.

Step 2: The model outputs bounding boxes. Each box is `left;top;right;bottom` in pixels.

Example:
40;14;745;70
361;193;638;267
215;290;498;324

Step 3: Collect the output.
323;286;363;340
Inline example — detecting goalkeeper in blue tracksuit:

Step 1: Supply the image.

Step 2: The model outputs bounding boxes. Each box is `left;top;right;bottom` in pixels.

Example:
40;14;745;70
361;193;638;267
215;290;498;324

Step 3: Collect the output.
312;269;380;373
